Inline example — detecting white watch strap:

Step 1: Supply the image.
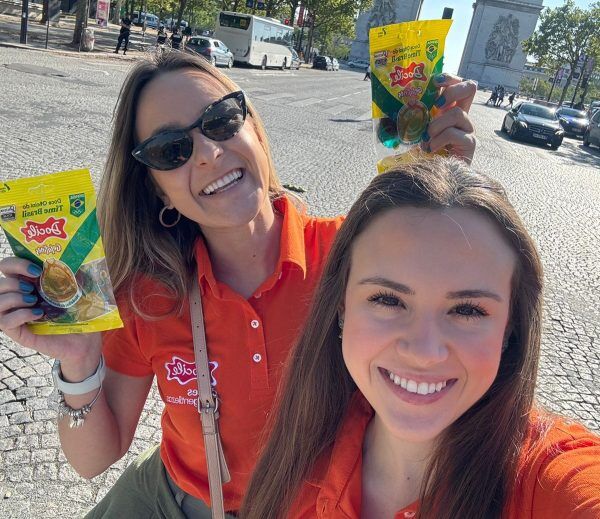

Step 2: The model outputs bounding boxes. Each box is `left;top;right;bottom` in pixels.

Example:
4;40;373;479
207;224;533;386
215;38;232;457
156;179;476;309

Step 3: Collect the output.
52;355;106;395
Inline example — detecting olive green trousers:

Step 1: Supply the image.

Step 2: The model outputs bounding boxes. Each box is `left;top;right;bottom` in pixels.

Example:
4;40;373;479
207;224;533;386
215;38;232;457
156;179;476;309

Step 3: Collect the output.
84;445;236;519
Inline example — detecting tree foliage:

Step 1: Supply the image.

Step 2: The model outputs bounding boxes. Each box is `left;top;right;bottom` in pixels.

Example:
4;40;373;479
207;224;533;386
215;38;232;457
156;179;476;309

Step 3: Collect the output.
522;0;600;103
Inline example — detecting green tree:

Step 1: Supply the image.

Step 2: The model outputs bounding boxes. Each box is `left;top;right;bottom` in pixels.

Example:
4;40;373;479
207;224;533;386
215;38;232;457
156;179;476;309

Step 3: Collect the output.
523;0;600;104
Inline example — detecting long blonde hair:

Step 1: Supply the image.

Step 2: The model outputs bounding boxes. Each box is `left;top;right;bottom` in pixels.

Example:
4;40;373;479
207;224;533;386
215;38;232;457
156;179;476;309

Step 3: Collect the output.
98;51;285;315
242;157;547;519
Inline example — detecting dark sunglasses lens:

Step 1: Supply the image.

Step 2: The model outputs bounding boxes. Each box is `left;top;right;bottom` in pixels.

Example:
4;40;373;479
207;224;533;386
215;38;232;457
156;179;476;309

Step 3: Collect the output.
202;97;245;142
139;131;193;170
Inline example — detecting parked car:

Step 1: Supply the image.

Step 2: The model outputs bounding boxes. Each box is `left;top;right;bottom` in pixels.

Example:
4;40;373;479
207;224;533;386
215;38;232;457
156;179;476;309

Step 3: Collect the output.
163;18;189;30
186;37;234;68
348;59;369;69
501;102;564;150
331;58;339;71
583;109;600;149
289;48;301;70
313;56;333;71
587;100;600;120
556;107;589;138
132;12;159;28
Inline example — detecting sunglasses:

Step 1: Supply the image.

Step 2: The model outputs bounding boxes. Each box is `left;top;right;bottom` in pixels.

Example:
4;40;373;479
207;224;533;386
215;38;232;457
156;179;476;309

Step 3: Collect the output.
131;90;247;171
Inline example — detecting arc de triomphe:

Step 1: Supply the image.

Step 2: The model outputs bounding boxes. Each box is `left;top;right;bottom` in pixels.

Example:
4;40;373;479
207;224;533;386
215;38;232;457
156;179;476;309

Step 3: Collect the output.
349;0;542;90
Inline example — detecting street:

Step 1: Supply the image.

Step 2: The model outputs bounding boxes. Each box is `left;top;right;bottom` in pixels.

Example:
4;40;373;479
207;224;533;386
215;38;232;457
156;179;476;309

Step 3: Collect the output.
0;46;599;517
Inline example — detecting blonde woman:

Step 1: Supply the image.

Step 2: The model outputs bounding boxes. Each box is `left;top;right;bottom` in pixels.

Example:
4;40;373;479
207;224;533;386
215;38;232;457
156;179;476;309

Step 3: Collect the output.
0;52;477;517
243;158;600;519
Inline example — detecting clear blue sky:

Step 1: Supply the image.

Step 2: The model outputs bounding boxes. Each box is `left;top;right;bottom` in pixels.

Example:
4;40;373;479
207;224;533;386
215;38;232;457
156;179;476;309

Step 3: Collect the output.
418;0;594;74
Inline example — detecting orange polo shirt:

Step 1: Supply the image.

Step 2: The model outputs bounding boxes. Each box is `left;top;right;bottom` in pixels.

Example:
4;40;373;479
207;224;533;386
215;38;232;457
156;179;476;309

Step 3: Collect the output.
290;393;600;518
102;196;343;511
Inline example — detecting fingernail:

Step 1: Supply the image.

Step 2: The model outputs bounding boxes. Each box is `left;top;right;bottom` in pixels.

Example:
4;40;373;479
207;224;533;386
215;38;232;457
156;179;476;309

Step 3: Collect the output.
434;73;447;84
434;95;446;108
422;130;430;142
19;280;35;293
23;294;37;304
27;264;42;277
31;307;44;316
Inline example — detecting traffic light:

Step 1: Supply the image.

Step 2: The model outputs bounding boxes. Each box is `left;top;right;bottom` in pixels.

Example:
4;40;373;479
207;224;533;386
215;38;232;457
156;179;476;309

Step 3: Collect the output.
246;0;253;7
257;1;265;9
283;18;290;25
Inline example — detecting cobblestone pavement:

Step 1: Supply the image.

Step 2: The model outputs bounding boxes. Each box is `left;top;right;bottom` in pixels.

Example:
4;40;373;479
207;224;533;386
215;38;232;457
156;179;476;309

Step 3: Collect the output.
0;46;599;518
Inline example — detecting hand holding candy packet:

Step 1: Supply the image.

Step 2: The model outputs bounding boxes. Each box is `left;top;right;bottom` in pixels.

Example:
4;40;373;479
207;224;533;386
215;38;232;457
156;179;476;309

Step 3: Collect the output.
0;169;123;334
369;19;452;172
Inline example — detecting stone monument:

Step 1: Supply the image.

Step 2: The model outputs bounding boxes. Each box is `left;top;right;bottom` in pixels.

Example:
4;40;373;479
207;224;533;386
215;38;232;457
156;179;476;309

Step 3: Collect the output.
349;0;423;63
458;0;543;90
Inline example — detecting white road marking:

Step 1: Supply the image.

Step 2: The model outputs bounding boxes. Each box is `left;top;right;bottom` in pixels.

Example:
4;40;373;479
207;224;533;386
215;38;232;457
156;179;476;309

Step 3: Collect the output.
253;92;295;101
288;97;322;107
323;104;353;115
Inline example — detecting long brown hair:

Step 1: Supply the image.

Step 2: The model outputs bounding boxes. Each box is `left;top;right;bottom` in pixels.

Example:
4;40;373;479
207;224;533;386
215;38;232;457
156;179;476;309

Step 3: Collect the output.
242;157;545;519
97;50;285;315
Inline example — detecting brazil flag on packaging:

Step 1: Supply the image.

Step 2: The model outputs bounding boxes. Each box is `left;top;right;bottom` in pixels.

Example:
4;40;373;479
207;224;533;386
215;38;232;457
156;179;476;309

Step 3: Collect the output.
0;169;123;334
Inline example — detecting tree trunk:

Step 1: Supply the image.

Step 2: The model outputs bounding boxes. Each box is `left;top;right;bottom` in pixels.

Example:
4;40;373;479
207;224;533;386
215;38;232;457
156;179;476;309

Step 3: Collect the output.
40;0;48;24
559;70;574;105
177;0;187;25
112;0;122;23
290;0;298;26
72;0;88;45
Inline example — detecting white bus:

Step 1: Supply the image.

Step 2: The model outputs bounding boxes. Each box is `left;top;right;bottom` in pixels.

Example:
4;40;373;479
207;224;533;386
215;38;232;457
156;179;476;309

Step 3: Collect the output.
214;11;293;70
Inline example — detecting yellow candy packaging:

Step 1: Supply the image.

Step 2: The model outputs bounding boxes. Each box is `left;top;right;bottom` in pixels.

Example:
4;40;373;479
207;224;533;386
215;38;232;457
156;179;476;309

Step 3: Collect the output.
369;19;452;172
0;169;123;334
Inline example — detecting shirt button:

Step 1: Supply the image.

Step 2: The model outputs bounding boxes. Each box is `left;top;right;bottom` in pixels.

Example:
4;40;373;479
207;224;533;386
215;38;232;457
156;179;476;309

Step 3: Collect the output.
250;319;260;329
252;353;262;363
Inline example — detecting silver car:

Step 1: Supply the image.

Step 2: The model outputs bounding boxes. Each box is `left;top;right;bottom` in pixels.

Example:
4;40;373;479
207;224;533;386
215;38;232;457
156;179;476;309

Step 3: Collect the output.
186;37;234;68
583;109;600;149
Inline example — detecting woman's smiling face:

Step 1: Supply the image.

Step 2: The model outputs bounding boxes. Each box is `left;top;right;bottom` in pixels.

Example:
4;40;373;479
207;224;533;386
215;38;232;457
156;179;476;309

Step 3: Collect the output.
135;68;272;230
341;206;516;444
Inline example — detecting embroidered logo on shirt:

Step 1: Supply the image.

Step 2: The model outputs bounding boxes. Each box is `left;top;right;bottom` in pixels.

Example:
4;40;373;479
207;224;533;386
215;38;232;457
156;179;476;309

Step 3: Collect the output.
165;356;219;386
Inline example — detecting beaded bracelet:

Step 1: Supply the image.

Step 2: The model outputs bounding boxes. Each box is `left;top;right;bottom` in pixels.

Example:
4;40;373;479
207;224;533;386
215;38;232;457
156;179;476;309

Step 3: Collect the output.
57;383;103;429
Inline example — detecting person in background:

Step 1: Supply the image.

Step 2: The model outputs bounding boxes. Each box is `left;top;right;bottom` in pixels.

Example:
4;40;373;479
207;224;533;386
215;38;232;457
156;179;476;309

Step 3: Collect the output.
506;91;516;110
156;25;167;48
0;53;477;518
364;64;371;81
114;15;132;55
242;158;600;519
170;27;183;50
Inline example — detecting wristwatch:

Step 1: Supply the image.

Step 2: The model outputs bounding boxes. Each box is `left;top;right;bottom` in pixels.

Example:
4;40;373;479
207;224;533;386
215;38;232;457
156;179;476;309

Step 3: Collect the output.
52;355;106;395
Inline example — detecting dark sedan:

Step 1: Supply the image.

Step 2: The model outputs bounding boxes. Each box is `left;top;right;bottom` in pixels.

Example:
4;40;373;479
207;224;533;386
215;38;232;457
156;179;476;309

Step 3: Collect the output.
501;102;564;150
313;56;333;71
556;107;589;138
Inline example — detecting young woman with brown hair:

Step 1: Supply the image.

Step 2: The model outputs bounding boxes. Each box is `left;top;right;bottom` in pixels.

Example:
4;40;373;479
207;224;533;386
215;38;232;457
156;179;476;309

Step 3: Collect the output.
242;157;600;519
0;52;477;517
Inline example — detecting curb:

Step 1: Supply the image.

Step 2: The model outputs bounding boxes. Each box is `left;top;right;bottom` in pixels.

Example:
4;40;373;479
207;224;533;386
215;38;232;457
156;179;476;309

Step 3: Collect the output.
0;40;139;61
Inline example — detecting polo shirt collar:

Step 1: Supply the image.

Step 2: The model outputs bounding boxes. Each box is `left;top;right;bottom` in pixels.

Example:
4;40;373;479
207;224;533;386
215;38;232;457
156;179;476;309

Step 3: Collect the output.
194;195;308;296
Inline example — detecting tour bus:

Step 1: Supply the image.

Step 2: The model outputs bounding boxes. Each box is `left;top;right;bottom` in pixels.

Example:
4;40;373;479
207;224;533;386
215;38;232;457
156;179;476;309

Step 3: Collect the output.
214;11;293;69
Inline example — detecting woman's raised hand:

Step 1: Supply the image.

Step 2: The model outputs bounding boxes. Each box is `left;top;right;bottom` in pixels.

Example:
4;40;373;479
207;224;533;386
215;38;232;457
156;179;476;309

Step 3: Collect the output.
0;257;102;368
424;73;478;164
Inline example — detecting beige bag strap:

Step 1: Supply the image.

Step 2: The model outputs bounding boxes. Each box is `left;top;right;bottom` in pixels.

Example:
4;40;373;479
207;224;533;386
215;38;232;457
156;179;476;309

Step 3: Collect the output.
189;276;231;519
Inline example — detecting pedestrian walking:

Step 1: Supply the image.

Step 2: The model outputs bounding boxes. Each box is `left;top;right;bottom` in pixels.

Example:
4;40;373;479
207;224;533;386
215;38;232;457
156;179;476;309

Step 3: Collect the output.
364;64;371;81
170;28;183;50
242;157;600;519
496;85;505;107
506;91;516;109
0;53;477;518
156;25;167;48
486;86;498;106
114;15;132;55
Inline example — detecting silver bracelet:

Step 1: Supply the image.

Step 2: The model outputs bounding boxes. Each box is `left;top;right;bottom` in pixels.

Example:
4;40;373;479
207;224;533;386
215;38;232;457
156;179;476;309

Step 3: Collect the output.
57;383;103;429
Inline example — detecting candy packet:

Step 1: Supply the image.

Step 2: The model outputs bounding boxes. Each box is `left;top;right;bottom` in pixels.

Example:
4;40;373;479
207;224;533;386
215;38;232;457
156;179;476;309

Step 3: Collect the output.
369;19;452;172
0;169;123;334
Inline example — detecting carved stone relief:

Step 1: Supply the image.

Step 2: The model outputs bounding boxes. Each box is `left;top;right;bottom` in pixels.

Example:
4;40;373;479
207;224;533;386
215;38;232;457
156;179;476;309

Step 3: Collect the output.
485;13;520;64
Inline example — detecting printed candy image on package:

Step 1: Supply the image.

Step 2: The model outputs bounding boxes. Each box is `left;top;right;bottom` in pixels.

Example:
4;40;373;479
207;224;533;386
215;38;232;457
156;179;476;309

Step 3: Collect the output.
0;169;123;334
369;19;452;172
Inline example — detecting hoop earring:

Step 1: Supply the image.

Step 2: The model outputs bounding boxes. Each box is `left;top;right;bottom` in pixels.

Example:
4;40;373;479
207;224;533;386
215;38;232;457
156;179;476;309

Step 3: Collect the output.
159;206;181;228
